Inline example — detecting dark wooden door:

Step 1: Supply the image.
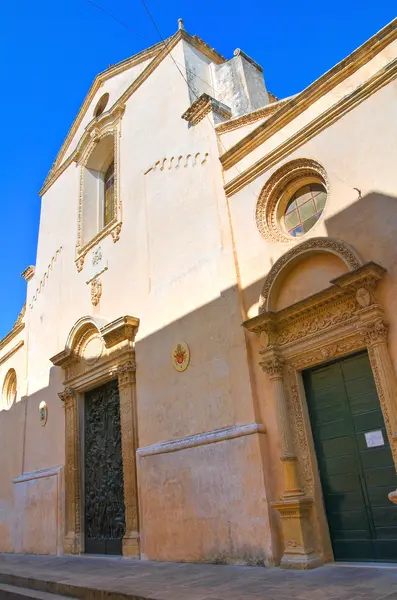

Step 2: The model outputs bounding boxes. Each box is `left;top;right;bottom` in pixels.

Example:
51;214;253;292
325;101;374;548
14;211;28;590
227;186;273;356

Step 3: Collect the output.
303;352;397;561
84;379;125;555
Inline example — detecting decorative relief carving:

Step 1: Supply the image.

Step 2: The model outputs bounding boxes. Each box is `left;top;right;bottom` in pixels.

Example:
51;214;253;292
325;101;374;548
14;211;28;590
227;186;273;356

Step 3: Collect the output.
362;318;389;346
260;356;284;378
289;381;314;496
117;360;137;390
144;152;209;174
92;247;102;266
90;278;102;306
255;159;329;244
276;299;357;346
111;223;122;243
259;238;362;312
29;247;63;307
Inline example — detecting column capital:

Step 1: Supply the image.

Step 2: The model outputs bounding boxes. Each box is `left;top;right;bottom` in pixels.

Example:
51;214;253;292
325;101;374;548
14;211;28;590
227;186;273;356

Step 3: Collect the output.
58;387;76;402
362;318;389;347
117;360;137;390
260;355;285;379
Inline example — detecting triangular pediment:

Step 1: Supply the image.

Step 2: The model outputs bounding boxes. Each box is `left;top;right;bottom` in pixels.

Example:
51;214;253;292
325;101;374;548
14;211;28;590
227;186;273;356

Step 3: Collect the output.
40;30;225;196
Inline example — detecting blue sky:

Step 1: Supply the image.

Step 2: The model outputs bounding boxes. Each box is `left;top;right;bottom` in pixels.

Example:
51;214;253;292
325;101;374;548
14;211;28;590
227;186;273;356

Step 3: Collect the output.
0;1;395;339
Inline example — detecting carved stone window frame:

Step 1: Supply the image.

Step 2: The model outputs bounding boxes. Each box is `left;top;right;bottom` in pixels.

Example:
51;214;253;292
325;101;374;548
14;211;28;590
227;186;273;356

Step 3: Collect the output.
50;314;140;557
74;105;125;272
255;158;329;244
244;238;397;569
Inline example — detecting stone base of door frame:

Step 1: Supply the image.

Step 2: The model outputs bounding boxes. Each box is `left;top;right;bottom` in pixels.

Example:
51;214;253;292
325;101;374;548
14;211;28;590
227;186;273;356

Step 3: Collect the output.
272;497;323;569
123;531;140;558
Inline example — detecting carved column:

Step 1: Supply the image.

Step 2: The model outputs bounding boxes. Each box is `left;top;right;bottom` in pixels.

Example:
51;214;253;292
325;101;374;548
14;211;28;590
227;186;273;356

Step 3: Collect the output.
117;360;140;557
363;317;397;475
261;355;320;569
261;356;302;497
58;387;81;554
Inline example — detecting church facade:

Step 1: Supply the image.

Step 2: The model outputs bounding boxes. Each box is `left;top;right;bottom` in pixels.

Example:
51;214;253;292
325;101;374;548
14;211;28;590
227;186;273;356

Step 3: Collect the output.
1;18;397;568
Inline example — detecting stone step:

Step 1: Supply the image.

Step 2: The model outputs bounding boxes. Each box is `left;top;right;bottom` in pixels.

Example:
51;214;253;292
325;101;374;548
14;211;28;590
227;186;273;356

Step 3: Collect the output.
0;583;78;600
0;573;149;600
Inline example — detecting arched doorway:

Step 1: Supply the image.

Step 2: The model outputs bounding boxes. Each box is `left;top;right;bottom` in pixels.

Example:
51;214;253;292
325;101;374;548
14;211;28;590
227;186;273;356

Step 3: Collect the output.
50;315;140;557
244;238;397;567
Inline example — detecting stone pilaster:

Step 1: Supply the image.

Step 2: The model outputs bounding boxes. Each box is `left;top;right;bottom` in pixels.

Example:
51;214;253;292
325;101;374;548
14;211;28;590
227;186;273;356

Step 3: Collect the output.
261;355;320;569
261;356;302;496
362;317;397;502
58;387;81;554
117;360;140;558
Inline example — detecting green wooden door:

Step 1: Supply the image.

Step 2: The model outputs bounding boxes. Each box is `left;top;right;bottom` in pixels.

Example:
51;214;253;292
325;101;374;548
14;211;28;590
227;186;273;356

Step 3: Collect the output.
303;352;397;562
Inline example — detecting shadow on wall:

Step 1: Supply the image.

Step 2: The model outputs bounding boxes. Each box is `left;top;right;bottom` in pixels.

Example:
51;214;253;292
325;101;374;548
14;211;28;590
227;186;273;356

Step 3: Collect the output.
0;191;396;563
325;191;397;274
0;364;64;555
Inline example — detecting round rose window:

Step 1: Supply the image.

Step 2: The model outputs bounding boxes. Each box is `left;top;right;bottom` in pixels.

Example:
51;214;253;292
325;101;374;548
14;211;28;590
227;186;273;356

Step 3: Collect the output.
283;183;327;237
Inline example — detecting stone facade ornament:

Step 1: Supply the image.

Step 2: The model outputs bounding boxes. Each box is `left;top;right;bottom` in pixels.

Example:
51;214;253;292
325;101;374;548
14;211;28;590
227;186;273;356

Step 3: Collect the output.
243;257;397;568
50;315;140;557
90;278;102;306
172;342;190;372
39;401;48;426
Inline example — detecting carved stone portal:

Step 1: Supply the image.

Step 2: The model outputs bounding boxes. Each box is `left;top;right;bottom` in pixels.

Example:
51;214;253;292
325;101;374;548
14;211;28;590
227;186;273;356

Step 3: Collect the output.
244;241;397;569
51;315;140;557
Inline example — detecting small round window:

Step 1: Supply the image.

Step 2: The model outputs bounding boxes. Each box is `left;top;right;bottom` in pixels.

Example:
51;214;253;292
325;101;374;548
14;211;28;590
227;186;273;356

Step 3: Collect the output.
93;93;109;118
282;183;327;238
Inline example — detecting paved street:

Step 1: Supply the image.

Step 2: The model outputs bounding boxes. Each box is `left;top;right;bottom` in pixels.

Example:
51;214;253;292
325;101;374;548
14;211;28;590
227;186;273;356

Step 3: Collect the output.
1;554;397;599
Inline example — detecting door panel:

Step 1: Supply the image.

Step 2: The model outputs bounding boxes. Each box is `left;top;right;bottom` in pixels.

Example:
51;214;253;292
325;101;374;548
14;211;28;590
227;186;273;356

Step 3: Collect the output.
84;379;126;555
303;352;397;562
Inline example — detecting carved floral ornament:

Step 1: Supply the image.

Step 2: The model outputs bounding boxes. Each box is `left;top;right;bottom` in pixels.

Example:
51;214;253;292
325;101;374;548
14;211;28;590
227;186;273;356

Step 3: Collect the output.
255;158;329;244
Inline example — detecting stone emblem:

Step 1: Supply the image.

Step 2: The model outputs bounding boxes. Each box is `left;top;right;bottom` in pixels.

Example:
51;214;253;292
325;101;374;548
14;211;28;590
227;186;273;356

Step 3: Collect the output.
39;401;48;427
172;342;190;372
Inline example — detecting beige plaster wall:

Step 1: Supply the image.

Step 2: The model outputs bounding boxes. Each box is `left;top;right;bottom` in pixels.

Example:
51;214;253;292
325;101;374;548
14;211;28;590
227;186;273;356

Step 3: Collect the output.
0;328;27;552
139;433;273;565
274;253;348;312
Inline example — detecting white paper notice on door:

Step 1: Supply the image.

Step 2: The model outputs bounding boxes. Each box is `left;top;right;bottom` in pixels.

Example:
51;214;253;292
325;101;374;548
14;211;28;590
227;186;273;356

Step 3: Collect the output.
365;429;385;448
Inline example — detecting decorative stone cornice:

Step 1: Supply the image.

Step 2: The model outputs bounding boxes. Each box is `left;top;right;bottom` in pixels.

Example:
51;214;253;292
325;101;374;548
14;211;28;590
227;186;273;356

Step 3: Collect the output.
221;19;397;175
101;316;140;349
244;262;386;351
216;98;291;134
224;59;397;197
40;29;226;197
182;93;232;126
21;266;35;282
